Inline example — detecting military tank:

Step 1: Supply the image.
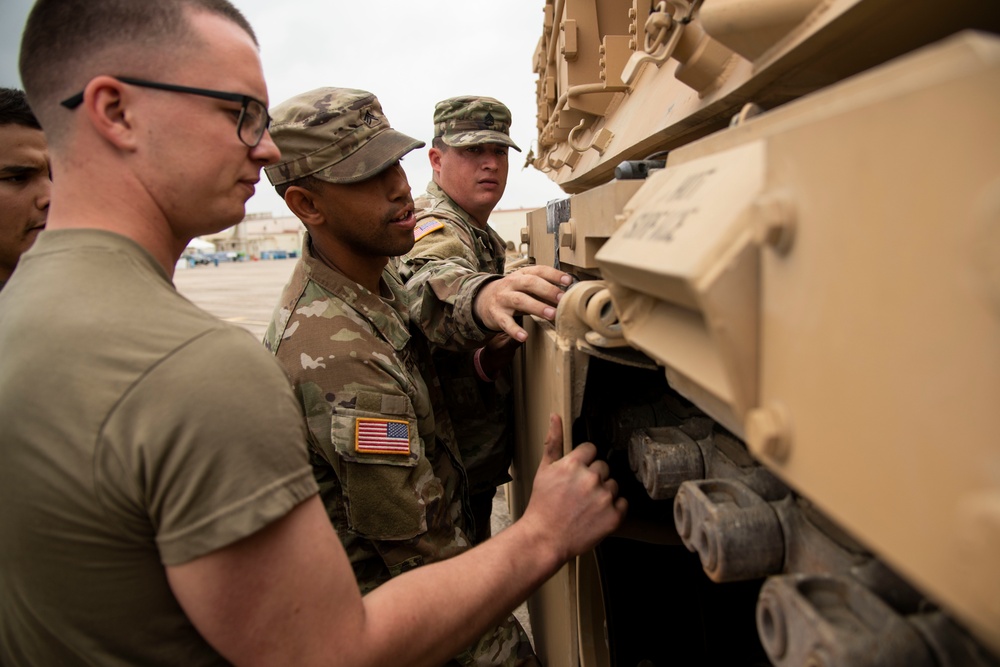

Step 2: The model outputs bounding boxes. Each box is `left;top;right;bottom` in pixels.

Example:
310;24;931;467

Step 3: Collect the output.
506;1;1000;665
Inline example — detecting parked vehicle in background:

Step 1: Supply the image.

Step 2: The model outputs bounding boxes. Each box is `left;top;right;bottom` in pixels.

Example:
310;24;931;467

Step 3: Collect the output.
182;251;213;266
209;251;239;263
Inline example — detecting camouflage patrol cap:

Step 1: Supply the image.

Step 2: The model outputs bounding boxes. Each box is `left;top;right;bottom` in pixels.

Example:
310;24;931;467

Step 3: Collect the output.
265;87;424;187
433;95;521;152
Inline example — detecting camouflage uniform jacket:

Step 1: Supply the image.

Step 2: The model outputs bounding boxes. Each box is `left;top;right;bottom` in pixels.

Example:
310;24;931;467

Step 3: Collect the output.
265;236;537;666
264;235;473;592
397;181;515;497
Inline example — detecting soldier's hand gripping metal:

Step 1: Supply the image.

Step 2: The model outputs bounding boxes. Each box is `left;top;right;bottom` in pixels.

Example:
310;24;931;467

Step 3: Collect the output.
522;414;628;560
472;265;573;342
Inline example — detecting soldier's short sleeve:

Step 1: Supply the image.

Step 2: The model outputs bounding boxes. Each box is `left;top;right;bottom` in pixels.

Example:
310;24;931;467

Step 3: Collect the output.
98;327;319;566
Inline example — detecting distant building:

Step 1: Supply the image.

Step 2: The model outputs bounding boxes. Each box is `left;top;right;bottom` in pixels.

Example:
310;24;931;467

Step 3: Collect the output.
192;207;538;261
487;208;532;252
202;212;304;259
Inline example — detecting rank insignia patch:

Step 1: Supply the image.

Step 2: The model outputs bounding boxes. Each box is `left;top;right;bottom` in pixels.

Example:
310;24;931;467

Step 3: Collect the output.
413;219;445;241
355;418;411;455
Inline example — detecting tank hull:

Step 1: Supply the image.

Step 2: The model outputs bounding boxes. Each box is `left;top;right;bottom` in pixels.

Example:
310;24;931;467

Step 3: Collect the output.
511;2;1000;663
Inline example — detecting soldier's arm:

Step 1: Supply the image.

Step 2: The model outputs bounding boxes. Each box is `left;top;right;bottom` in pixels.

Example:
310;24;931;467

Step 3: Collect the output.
402;222;573;345
403;256;497;349
471;265;572;342
166;414;626;667
400;219;494;348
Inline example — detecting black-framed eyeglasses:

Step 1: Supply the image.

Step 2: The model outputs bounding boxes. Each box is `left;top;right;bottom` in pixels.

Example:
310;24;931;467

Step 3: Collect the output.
60;76;271;148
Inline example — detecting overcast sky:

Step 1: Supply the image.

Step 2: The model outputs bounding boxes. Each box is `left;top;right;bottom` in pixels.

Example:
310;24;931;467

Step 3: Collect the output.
0;0;566;217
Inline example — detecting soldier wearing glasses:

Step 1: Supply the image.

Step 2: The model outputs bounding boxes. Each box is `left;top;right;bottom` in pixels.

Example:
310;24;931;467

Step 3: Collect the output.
0;1;625;665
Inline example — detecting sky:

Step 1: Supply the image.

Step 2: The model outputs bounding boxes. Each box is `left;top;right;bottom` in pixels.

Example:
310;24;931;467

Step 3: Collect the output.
0;0;566;218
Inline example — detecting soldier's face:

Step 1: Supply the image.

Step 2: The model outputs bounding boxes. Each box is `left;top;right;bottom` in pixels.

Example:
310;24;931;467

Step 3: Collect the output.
431;142;508;224
135;9;281;240
317;162;416;259
0;123;50;281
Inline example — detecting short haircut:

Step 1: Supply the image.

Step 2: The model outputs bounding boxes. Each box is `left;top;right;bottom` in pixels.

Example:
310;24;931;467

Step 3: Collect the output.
0;88;42;129
431;137;449;152
19;0;257;140
275;174;324;200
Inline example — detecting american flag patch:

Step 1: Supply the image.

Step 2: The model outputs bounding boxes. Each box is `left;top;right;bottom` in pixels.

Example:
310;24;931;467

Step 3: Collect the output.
413;219;445;241
355;418;411;455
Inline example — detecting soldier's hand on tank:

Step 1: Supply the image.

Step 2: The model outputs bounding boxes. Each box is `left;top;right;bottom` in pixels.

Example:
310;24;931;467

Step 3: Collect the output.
473;266;573;342
522;414;627;561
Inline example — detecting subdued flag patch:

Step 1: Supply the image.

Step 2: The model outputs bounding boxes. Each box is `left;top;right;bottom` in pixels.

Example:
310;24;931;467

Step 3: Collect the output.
413;219;445;241
355;418;411;455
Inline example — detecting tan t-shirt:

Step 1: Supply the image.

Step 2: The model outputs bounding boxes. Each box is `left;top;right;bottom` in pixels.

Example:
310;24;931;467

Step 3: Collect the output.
0;230;318;666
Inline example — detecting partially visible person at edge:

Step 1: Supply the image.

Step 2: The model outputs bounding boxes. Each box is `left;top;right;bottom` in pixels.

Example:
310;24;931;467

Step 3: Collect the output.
398;96;527;543
0;2;626;667
0;87;50;292
263;86;544;666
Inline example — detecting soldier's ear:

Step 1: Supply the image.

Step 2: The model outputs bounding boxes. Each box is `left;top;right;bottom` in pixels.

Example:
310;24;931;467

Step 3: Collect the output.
428;147;444;175
284;185;325;228
82;76;137;151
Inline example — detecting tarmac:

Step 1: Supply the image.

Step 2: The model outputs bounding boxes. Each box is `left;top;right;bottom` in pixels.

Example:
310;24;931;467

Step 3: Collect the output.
173;257;295;341
173;257;533;645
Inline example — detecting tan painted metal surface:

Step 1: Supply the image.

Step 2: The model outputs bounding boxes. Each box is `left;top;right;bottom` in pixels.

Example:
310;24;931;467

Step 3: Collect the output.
530;0;1000;194
511;317;586;667
512;0;1000;663
600;32;1000;654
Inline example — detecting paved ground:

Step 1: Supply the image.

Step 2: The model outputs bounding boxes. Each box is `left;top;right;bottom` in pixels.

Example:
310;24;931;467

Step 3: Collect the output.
173;258;296;341
174;258;533;645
